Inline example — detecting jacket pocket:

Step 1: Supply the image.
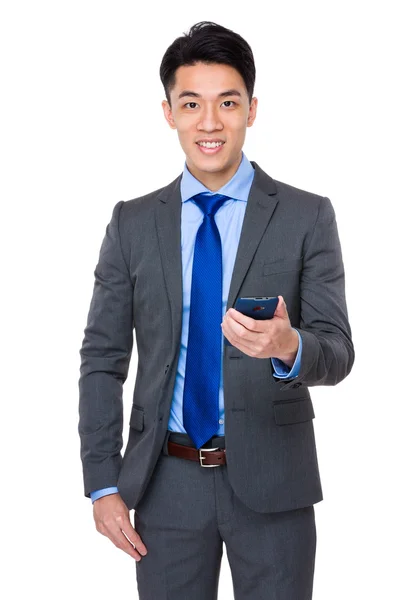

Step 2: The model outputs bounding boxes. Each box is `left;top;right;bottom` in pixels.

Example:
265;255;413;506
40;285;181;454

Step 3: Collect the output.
129;404;144;432
273;397;315;425
263;257;303;276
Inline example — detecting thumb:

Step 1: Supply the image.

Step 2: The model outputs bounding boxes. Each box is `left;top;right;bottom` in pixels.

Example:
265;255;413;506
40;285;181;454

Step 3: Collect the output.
274;296;288;318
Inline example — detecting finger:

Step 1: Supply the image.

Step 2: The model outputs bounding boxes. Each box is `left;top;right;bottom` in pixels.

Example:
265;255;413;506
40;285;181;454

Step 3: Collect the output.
222;322;261;355
121;521;148;556
226;309;262;331
114;513;148;555
106;524;144;561
276;296;288;317
223;315;258;343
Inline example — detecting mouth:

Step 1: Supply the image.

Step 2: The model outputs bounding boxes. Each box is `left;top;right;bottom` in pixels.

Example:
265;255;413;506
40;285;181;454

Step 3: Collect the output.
195;141;225;155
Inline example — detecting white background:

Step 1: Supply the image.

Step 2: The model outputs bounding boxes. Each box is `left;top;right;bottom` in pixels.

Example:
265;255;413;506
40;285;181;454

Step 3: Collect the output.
1;1;418;598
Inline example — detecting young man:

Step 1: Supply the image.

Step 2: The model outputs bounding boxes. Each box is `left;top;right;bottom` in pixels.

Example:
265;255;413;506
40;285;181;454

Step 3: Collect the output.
79;21;355;600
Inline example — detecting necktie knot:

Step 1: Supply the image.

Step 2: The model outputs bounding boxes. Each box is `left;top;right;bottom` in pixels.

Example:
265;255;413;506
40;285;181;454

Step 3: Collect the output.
192;192;230;217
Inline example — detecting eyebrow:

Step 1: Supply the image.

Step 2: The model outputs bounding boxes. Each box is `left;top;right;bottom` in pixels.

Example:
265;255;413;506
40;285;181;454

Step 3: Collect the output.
177;89;242;100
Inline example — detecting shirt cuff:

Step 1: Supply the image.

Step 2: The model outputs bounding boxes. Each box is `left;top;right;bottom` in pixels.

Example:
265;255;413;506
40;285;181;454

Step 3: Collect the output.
90;487;119;503
271;329;302;379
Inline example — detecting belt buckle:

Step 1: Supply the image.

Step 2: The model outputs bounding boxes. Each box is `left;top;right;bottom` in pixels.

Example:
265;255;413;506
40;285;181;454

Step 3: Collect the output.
199;447;220;467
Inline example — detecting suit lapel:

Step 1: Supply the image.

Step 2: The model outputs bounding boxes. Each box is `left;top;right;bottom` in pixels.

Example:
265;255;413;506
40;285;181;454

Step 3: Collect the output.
226;161;279;310
154;161;279;351
154;173;183;354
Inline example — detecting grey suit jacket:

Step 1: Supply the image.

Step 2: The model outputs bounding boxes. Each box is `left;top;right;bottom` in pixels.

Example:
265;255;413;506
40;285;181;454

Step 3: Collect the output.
78;161;354;513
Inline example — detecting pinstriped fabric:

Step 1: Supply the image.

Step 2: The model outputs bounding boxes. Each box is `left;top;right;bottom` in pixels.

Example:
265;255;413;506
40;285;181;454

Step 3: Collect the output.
182;193;231;449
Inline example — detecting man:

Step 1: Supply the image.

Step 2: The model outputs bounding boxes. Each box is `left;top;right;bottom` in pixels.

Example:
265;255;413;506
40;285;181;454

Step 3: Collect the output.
79;21;355;600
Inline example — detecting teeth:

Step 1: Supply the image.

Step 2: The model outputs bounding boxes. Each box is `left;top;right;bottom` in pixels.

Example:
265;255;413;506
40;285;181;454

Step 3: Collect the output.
198;141;224;148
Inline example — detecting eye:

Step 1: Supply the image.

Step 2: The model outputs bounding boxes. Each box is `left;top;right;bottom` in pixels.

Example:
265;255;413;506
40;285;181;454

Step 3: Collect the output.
183;100;237;109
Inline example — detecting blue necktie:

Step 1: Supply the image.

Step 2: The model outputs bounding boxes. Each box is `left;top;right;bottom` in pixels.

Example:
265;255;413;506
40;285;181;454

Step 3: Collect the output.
183;192;231;449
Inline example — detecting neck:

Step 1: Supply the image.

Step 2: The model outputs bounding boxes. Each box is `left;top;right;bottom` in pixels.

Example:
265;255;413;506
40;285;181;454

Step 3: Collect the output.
186;153;242;192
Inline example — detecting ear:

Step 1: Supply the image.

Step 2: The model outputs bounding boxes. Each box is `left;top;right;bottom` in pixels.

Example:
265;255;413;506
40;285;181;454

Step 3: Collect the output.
247;97;258;127
162;100;177;130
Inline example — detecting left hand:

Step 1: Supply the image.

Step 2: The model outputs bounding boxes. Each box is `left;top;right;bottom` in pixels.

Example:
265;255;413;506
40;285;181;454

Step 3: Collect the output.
221;295;298;360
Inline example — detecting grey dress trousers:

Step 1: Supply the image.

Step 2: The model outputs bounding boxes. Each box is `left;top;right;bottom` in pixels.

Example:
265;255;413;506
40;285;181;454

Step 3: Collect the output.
134;430;316;600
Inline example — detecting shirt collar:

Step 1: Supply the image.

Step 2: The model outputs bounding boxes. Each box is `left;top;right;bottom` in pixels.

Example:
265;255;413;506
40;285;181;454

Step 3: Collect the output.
180;151;255;203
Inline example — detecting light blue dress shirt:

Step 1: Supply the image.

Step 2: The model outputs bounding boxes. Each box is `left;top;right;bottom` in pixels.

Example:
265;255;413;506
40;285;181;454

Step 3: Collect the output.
90;152;302;503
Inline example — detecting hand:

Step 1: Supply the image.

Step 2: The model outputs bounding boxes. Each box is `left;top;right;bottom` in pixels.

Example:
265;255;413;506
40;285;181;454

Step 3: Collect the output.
93;493;148;561
221;295;299;362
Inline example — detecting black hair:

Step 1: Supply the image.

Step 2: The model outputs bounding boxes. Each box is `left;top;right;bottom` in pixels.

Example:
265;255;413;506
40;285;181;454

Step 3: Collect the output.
159;21;256;107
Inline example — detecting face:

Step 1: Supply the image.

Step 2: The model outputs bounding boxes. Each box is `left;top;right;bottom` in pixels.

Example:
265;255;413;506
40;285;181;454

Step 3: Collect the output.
162;62;257;191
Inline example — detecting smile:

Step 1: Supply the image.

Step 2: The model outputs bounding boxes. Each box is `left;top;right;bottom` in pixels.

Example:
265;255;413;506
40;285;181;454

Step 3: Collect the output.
196;141;225;155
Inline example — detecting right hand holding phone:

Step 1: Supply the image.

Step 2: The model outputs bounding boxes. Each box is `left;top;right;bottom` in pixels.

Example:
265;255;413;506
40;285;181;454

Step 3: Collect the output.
93;493;148;561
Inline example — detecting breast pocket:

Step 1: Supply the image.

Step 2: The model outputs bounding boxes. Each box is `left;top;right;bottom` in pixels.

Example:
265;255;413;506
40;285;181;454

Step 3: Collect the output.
263;257;303;276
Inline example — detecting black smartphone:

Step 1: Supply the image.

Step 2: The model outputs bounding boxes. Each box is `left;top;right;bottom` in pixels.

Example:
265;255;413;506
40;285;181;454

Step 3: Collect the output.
224;296;279;346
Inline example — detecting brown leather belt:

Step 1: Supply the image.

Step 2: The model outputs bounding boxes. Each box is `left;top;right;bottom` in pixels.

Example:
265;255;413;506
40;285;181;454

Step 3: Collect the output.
167;441;227;467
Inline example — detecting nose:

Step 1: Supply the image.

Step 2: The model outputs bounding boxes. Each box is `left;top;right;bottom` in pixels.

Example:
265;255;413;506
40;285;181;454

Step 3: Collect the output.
197;104;223;132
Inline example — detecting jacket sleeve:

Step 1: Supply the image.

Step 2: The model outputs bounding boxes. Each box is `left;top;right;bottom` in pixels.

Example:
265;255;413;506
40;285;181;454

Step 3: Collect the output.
273;196;355;390
78;200;133;497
